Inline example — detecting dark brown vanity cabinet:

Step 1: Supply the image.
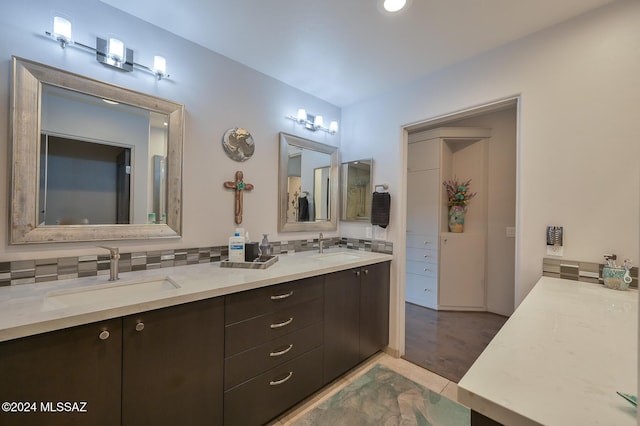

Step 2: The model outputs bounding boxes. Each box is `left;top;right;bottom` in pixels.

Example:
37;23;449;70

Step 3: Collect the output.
122;297;224;426
0;298;224;426
324;261;391;384
223;276;324;426
0;318;122;426
359;261;391;360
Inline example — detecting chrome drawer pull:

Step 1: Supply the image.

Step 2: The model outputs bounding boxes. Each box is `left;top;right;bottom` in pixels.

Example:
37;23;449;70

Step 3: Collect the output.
270;291;294;300
270;317;294;329
269;371;293;386
270;344;294;357
424;268;432;272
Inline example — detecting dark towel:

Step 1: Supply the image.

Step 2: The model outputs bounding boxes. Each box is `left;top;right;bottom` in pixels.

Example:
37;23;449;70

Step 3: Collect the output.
298;196;309;221
371;192;390;228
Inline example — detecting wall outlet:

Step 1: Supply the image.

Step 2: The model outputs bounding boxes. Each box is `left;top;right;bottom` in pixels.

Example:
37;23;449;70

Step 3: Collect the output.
506;226;516;238
365;226;372;239
373;226;387;241
546;245;563;257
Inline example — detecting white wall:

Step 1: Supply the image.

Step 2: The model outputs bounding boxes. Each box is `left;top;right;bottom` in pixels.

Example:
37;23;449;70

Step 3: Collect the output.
0;0;340;260
341;0;640;351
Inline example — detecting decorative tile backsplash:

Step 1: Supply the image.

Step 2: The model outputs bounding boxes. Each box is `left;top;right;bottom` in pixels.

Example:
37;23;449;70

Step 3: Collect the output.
543;257;638;288
0;237;393;287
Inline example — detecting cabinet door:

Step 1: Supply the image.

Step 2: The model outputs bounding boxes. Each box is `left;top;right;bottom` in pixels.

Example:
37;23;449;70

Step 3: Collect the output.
323;268;360;384
122;297;224;426
359;262;390;360
407;168;440;234
408;139;439;171
0;319;122;426
439;233;486;309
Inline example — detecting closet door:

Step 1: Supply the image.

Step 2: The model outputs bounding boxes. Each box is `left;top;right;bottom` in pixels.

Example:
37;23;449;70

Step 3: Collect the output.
406;168;439;235
438;233;486;309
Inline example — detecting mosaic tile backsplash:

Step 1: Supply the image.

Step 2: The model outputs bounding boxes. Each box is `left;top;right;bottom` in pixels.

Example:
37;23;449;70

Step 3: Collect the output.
543;257;638;288
0;237;393;287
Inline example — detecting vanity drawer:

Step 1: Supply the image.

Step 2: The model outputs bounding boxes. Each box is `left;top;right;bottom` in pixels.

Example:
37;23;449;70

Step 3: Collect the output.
406;259;438;277
406;247;438;264
225;297;323;356
225;275;323;325
405;274;437;309
224;321;323;390
406;233;438;249
224;346;323;426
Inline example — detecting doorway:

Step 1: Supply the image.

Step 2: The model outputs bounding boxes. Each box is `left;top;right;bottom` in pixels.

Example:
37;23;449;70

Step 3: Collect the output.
401;98;518;380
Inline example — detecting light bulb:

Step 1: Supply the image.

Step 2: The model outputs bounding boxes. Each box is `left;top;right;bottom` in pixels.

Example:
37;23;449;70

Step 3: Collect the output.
52;16;72;45
384;0;407;12
314;115;324;128
108;38;125;62
329;121;339;133
153;55;167;77
296;108;307;122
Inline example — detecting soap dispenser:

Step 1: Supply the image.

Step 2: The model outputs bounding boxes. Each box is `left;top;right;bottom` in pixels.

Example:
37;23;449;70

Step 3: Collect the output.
259;234;271;258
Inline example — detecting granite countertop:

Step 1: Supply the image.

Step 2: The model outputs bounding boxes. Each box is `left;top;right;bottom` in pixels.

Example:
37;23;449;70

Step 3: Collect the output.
458;276;638;425
0;249;392;342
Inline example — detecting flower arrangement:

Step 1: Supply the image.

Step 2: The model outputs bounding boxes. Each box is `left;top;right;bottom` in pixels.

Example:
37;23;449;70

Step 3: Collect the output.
443;177;476;207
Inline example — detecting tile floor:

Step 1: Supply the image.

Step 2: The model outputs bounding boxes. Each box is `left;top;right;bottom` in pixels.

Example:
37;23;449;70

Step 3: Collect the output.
268;352;465;425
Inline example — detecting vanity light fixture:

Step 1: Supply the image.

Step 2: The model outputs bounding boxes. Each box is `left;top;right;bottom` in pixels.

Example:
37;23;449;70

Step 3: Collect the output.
287;108;339;135
45;16;171;80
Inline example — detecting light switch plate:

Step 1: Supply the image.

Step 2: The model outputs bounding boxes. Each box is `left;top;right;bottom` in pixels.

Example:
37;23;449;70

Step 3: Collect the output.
506;227;516;238
546;245;563;257
373;226;387;241
365;226;372;239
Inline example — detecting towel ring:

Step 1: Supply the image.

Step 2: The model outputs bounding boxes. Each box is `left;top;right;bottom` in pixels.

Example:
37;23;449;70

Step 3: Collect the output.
374;184;389;192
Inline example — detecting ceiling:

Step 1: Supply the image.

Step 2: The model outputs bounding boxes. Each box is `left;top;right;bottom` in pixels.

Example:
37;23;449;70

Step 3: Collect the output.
100;0;615;107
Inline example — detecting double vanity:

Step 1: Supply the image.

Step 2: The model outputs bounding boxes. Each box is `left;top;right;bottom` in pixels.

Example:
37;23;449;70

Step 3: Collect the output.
0;249;392;425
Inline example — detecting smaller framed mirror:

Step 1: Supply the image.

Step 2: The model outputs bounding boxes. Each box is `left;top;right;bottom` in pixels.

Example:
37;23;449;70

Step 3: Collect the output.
341;159;372;222
278;133;339;232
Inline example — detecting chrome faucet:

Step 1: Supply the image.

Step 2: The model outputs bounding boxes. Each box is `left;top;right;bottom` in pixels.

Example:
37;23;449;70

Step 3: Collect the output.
98;246;120;281
318;233;324;254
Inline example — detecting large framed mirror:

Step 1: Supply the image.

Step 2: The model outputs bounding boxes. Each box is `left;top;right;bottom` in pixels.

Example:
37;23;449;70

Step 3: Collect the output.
341;159;372;222
278;132;339;232
10;57;184;244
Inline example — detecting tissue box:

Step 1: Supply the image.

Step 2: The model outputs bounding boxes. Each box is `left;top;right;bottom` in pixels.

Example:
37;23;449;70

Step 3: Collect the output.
602;267;631;290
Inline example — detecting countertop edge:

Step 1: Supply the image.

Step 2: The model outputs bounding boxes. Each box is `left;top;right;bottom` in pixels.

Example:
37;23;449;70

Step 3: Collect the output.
0;250;392;342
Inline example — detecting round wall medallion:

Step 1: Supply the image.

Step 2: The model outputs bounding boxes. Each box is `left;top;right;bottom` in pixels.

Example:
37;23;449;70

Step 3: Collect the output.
222;127;255;162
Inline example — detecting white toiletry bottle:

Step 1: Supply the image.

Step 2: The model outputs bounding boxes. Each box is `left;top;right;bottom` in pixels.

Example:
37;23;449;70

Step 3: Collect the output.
229;231;245;262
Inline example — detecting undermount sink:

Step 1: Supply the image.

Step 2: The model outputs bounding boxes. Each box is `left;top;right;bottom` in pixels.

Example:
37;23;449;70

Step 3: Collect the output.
310;252;364;261
45;276;180;309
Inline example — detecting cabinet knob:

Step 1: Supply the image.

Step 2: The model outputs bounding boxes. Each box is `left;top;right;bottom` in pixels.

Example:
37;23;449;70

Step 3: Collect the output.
135;322;145;332
354;270;361;277
423;241;431;245
269;371;293;386
99;330;110;340
363;269;369;275
424;268;432;272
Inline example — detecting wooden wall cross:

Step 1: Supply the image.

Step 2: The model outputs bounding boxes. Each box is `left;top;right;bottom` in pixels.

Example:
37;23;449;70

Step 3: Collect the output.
223;170;254;224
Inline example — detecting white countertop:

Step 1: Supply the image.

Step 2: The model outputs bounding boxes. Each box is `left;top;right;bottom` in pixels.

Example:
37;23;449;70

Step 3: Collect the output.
0;249;392;342
458;276;637;426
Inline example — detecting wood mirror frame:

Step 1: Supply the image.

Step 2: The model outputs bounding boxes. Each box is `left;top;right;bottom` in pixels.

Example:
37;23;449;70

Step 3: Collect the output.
278;132;339;233
10;57;184;244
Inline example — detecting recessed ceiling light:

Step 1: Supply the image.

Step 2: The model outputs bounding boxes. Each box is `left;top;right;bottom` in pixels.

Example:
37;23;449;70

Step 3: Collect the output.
383;0;407;12
163;122;168;126
102;99;119;105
